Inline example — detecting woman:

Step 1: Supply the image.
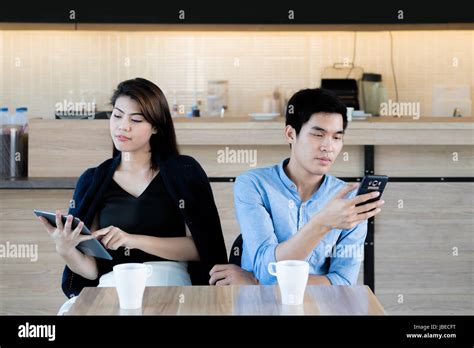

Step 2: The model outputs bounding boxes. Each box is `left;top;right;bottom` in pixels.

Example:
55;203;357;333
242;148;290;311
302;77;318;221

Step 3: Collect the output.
38;78;228;312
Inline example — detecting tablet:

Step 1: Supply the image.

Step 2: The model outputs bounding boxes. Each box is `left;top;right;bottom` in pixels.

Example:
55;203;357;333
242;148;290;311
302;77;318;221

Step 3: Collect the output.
33;209;113;260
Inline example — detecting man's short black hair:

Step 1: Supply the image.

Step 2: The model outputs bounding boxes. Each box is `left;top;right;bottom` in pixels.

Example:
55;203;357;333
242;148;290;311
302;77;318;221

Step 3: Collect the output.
285;88;348;134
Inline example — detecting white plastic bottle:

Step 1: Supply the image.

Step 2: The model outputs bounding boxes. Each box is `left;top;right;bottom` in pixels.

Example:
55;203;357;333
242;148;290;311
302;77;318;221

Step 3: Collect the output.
0;107;8;125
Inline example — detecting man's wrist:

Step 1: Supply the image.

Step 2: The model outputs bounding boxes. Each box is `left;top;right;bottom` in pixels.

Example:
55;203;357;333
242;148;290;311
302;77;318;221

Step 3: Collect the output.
310;213;332;237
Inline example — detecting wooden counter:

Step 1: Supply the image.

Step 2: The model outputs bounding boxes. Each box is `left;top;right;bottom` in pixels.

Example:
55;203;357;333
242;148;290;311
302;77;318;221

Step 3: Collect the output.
27;117;474;177
29;117;474;148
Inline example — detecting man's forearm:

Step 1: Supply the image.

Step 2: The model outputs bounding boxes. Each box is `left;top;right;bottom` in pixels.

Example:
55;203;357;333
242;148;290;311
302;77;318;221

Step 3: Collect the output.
275;214;331;261
307;274;331;285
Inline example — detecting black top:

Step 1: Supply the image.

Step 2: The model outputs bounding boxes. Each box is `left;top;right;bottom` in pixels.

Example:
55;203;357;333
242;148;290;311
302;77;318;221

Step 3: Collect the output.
96;172;185;275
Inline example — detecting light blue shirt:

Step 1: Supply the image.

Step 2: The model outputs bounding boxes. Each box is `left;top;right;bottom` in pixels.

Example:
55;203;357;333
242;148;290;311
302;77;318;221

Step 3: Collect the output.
234;158;367;285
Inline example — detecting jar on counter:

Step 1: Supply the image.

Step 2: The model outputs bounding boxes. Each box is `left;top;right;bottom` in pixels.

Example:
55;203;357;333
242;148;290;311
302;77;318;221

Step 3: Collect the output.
206;81;228;117
361;73;387;116
0;107;29;178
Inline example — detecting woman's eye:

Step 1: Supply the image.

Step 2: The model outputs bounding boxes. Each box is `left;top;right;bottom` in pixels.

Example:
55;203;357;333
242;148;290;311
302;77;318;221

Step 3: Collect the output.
113;114;142;122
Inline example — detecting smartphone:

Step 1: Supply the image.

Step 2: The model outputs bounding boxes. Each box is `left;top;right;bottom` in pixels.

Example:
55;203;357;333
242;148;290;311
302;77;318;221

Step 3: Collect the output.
33;209;112;260
355;175;389;208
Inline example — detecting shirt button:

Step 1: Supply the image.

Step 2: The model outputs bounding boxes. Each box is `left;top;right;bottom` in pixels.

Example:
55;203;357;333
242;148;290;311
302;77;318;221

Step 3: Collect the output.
288;200;295;208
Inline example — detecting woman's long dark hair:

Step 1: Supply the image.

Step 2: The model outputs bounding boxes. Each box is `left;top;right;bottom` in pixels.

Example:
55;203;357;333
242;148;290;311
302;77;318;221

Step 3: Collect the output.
111;78;179;171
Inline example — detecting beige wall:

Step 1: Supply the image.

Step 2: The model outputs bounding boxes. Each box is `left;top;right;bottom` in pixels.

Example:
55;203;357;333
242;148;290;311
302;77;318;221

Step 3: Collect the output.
0;30;472;118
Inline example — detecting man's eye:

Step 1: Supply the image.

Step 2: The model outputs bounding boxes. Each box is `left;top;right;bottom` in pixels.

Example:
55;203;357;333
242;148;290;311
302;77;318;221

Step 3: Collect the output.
113;114;122;118
334;137;342;140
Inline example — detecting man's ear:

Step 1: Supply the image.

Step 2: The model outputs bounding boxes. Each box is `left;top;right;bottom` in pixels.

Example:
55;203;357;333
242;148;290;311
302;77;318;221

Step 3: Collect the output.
284;125;296;146
152;128;158;134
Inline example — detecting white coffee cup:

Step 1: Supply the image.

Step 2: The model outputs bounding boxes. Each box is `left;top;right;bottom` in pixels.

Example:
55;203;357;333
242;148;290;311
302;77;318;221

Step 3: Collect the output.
113;263;153;309
268;260;309;305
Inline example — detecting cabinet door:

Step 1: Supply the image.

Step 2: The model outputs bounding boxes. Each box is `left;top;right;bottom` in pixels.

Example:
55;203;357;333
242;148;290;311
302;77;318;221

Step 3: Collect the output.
374;183;473;314
0;189;73;314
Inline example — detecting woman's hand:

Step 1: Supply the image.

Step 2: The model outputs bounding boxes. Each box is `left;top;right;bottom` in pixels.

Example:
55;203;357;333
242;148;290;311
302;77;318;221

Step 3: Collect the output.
92;226;132;250
38;210;94;256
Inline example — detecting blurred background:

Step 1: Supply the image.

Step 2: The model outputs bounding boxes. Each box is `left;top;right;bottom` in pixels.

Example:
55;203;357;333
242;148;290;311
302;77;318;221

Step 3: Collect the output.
0;30;472;119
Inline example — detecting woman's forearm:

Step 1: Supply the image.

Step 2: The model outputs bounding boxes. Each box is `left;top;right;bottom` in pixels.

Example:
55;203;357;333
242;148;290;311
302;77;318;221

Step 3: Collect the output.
60;248;98;280
128;235;200;261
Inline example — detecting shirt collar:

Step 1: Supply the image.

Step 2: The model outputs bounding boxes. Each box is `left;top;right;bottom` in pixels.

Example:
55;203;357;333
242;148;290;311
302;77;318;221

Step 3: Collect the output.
277;157;329;202
278;158;296;191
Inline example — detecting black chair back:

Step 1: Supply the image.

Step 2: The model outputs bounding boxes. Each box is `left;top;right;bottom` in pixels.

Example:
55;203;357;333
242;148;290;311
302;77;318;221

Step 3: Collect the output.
228;234;243;266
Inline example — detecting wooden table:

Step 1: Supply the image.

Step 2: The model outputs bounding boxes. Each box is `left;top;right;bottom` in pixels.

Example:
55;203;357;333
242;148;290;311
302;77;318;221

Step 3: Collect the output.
66;285;386;315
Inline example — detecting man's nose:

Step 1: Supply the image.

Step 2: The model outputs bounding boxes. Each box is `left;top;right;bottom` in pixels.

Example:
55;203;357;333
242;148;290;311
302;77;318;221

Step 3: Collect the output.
320;137;334;152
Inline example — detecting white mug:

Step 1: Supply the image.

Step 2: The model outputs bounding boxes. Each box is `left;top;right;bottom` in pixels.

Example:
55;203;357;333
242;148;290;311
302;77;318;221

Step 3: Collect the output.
268;260;309;305
113;263;153;309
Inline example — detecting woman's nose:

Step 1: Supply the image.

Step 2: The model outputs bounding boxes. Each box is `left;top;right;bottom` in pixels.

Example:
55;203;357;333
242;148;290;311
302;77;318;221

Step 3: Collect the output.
119;119;131;131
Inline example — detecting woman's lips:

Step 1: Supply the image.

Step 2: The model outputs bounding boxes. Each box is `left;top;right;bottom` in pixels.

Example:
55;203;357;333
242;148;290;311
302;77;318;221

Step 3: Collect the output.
116;135;131;142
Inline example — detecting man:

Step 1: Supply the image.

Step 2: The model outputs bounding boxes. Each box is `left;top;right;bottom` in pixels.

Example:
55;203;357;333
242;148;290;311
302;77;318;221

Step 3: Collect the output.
210;88;384;285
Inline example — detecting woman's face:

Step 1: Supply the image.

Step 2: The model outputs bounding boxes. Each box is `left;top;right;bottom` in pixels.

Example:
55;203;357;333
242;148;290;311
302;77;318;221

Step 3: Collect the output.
110;95;157;154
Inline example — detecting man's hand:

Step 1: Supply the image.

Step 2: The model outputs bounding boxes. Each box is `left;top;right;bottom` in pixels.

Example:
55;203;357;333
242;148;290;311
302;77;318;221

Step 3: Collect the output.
92;226;132;250
209;264;259;286
314;183;385;230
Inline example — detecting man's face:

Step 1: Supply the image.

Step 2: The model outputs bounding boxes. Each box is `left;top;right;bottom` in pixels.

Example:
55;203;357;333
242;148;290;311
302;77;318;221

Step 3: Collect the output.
286;112;344;176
